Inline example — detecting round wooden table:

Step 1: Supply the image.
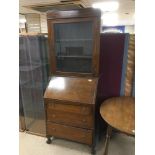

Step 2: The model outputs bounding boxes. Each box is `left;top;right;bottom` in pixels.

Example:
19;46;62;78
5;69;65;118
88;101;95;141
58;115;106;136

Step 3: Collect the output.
100;96;135;155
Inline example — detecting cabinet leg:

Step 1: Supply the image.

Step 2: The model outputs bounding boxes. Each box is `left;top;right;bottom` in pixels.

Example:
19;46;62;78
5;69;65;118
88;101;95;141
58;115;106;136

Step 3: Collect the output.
103;125;112;155
46;136;55;144
91;146;96;155
46;137;51;144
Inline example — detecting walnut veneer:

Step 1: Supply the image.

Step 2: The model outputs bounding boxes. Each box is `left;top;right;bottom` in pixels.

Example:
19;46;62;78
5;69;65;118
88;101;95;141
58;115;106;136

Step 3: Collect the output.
100;96;135;135
44;76;98;152
44;8;101;154
100;96;135;155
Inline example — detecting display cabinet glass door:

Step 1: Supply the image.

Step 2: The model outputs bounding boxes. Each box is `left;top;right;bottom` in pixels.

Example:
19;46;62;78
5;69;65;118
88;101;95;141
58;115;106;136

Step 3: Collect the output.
54;21;93;73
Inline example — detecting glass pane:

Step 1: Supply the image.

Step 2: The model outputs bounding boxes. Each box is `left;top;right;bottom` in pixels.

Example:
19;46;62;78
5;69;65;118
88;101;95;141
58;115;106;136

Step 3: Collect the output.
19;35;50;136
54;21;93;73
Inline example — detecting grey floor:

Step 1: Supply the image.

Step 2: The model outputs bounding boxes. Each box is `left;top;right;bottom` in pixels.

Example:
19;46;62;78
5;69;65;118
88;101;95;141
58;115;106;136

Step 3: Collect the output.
19;132;134;155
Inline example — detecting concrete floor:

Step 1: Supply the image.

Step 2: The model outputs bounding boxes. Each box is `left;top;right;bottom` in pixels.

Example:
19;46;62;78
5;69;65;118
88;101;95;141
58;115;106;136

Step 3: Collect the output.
19;132;134;155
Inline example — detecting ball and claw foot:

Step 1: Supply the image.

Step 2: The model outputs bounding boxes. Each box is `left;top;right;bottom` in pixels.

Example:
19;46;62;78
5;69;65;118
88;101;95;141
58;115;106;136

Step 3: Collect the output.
46;137;51;144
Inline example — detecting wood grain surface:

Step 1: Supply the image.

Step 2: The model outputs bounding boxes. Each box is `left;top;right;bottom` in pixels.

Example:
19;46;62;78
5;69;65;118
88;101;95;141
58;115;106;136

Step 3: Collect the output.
100;97;135;135
44;76;98;104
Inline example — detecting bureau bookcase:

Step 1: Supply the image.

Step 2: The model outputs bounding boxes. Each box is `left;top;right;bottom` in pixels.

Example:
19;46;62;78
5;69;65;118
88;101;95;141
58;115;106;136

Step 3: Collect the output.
44;8;101;154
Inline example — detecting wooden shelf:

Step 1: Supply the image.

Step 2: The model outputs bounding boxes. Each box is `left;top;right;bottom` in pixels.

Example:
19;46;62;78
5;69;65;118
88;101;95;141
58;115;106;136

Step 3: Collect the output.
56;55;92;59
56;39;92;42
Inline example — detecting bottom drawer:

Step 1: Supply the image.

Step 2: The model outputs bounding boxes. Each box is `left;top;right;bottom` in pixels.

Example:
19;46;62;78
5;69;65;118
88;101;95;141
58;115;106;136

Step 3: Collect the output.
47;122;93;145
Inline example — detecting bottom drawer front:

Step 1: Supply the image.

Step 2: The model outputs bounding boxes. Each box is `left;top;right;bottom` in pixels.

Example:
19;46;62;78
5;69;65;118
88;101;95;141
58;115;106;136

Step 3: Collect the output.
47;122;92;145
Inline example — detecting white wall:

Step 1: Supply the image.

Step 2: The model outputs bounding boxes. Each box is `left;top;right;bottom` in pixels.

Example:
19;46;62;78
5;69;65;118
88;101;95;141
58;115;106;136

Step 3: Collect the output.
125;25;135;34
40;13;48;33
25;14;41;33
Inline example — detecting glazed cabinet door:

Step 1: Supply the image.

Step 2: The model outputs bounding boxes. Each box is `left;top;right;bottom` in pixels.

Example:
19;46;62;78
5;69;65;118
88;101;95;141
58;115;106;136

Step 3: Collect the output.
47;17;100;76
54;21;93;73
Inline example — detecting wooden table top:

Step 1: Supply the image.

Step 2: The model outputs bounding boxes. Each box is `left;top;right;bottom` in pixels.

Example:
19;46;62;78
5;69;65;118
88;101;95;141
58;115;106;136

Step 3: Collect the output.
100;96;135;135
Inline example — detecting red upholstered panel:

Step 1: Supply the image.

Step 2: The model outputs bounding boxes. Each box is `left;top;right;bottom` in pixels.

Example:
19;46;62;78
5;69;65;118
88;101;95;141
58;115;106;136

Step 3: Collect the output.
97;33;127;103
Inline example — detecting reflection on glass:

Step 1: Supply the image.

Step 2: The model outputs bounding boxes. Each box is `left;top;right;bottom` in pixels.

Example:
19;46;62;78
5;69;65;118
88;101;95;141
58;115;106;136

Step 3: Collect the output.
48;77;65;90
54;21;93;73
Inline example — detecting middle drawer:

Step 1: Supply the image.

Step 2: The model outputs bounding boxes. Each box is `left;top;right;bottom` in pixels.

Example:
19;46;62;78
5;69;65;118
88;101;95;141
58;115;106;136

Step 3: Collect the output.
47;110;93;129
47;101;92;115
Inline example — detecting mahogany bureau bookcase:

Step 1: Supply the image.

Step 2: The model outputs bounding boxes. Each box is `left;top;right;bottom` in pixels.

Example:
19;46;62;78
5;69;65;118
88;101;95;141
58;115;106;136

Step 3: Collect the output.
44;8;101;154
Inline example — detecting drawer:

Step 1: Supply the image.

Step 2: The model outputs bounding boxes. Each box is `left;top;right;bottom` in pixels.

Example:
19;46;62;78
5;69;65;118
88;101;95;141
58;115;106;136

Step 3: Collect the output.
47;101;92;115
47;110;93;129
47;122;93;145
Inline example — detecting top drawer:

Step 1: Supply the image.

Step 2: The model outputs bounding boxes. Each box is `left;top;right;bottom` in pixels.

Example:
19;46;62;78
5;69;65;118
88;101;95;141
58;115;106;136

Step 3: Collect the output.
46;101;92;115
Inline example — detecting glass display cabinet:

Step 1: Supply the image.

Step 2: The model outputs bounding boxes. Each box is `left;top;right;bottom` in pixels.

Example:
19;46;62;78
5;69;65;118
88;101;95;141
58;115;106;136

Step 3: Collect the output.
47;8;100;76
54;21;93;73
44;8;101;154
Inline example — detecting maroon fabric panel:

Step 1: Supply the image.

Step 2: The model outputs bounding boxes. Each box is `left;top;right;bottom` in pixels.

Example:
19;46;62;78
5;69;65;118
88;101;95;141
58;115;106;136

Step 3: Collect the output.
97;33;126;103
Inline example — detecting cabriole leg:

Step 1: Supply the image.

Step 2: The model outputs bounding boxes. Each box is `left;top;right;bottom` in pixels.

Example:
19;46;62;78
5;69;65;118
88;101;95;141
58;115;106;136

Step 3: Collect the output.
103;125;112;155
